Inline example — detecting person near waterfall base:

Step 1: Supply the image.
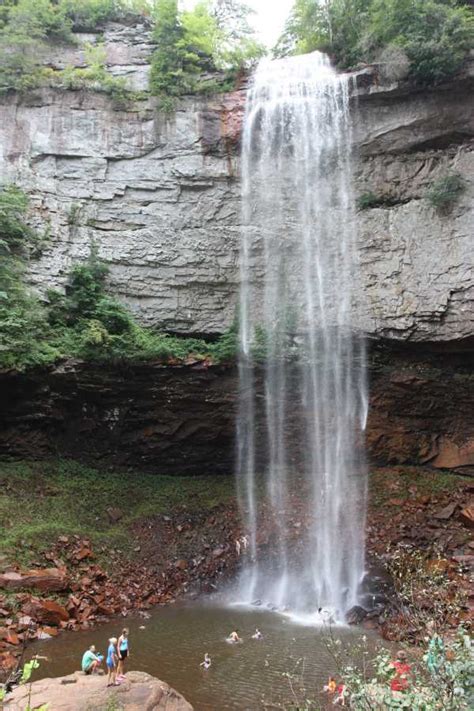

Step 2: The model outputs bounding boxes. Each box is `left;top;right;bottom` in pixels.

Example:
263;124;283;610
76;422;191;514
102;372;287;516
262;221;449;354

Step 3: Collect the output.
227;630;242;643
117;628;129;680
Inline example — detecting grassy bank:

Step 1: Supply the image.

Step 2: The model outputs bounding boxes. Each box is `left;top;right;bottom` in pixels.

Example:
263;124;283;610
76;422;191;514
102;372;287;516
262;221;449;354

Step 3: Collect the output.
0;459;236;566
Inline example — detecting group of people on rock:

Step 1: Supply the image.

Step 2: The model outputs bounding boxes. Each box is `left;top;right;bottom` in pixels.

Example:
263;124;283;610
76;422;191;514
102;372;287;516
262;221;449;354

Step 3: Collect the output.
199;627;264;672
81;628;130;687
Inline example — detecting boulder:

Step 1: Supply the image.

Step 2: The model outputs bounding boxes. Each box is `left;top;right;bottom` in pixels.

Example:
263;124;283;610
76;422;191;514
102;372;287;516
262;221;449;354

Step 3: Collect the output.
6;670;194;711
0;568;69;593
346;605;368;625
459;501;474;529
22;599;69;626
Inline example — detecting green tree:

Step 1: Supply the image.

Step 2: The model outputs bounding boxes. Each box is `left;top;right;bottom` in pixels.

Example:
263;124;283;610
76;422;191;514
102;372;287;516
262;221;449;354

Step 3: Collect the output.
276;0;473;84
6;0;72;41
366;0;474;84
275;0;371;65
150;0;264;98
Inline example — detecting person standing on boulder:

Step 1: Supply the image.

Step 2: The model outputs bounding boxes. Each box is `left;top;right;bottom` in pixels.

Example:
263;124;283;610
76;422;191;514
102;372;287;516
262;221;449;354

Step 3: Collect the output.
106;637;119;687
117;628;130;680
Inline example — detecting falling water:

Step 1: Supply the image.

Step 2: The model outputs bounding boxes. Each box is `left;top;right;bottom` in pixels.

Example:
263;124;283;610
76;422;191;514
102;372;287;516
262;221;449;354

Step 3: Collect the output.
237;52;367;620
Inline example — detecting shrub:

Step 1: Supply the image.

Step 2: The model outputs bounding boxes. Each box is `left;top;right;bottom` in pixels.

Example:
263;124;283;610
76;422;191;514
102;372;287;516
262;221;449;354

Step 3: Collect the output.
427;173;466;213
356;191;398;210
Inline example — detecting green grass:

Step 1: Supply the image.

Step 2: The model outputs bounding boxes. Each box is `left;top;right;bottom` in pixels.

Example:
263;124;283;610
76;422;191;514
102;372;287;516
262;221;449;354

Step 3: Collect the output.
0;459;235;565
370;465;470;507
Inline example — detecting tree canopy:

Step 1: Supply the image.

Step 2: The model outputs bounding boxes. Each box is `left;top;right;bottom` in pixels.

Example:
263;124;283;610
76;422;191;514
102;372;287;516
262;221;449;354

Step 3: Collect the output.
275;0;473;84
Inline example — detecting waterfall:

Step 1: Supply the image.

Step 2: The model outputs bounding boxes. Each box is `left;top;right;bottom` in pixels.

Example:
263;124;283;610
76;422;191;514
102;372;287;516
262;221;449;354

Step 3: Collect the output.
237;52;367;620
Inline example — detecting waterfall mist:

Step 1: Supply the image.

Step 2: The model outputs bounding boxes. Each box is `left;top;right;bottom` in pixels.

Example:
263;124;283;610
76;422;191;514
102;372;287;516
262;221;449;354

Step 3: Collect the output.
237;52;367;620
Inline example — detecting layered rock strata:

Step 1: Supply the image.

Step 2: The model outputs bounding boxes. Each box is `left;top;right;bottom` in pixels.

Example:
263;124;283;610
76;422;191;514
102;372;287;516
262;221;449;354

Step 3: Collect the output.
1;344;472;474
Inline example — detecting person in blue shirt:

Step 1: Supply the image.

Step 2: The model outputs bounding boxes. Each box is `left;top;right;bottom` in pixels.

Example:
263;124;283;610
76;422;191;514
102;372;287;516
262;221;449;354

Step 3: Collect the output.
117;628;130;680
106;637;118;687
81;645;102;675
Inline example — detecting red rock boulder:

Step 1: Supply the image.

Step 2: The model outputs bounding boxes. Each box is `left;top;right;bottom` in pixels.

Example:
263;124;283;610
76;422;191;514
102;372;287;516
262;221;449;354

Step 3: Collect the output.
0;568;69;593
22;599;69;626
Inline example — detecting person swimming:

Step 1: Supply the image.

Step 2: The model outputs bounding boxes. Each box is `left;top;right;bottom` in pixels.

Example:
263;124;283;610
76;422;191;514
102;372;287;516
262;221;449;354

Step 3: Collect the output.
227;629;242;643
200;653;211;670
252;628;263;640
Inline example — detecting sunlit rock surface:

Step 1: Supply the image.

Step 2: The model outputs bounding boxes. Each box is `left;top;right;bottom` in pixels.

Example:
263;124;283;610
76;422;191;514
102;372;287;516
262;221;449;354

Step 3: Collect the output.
0;50;472;341
6;670;193;711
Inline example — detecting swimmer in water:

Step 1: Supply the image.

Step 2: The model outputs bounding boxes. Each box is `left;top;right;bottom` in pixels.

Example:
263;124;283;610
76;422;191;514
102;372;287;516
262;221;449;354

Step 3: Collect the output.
252;628;263;640
200;653;211;670
227;630;242;643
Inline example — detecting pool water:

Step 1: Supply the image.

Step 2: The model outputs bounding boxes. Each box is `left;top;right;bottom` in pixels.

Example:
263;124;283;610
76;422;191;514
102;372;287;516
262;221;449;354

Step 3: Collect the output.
28;601;380;710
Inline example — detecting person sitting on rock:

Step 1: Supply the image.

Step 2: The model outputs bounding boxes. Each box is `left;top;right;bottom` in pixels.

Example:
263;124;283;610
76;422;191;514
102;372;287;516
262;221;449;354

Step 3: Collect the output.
117;628;129;680
81;645;102;675
227;629;242;643
106;637;119;687
200;653;211;670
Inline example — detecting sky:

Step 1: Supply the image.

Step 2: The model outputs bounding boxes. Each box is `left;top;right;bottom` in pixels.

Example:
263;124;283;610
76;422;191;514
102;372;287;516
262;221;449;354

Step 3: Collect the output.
181;0;295;49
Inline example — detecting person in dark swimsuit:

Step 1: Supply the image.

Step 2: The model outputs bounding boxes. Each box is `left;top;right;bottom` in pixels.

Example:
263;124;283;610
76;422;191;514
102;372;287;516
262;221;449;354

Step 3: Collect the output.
117;628;129;680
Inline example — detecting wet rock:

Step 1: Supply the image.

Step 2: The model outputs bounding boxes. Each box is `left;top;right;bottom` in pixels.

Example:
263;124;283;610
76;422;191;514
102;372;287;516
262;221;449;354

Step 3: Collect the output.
0;568;69;593
346;605;368;625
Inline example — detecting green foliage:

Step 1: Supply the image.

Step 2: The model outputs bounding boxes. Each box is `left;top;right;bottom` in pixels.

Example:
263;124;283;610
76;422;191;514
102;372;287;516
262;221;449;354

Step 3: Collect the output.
356;191;403;210
367;0;474;85
0;185;35;256
6;0;72;42
0;185;59;370
427;173;466;212
59;43;133;103
275;0;371;66
276;0;473;85
0;1;148;95
150;0;264;99
337;629;473;710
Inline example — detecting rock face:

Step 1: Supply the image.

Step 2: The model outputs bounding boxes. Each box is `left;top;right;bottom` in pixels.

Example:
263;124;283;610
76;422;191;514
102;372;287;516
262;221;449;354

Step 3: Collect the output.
0;29;472;341
1;344;472;474
6;670;193;711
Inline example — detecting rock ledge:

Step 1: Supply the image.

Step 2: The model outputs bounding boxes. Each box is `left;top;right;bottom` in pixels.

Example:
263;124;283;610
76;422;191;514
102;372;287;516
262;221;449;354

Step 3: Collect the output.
4;670;193;711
